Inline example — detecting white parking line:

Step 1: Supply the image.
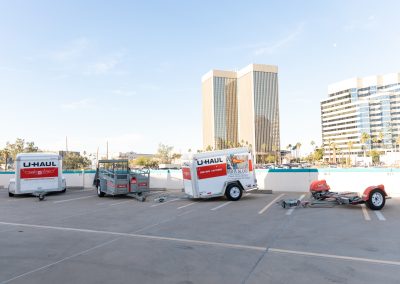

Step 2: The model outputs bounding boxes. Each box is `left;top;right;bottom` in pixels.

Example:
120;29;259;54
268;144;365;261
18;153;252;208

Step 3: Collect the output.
285;194;305;215
0;221;266;252
150;198;180;207
53;196;94;204
374;211;386;221
110;200;132;206
361;204;371;221
177;202;198;210
269;248;400;266
210;201;232;211
0;238;119;284
258;194;285;215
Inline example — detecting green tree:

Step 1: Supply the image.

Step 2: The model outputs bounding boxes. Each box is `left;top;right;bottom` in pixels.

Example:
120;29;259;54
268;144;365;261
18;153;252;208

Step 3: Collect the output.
171;153;182;161
261;143;268;163
396;136;400;152
313;147;324;161
347;141;354;166
378;132;384;149
272;145;278;164
368;150;381;165
63;152;91;170
361;132;370;161
2;138;40;169
0;149;10;170
295;142;302;160
131;157;159;168
156;143;174;164
205;145;213;151
266;155;276;163
330;141;337;163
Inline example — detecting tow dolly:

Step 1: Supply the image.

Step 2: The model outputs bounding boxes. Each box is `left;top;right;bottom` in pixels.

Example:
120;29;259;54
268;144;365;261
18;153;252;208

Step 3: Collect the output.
280;180;390;210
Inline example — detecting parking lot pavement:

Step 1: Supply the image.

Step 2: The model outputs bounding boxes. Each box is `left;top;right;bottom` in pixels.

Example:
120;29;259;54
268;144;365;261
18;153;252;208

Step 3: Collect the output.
0;188;399;284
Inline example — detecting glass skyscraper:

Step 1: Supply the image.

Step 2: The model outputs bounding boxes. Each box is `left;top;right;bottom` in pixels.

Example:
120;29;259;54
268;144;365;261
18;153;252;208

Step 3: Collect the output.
202;64;280;164
321;73;400;162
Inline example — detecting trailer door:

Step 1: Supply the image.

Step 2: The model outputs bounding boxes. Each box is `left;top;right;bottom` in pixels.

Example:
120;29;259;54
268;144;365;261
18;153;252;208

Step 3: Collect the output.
182;165;195;196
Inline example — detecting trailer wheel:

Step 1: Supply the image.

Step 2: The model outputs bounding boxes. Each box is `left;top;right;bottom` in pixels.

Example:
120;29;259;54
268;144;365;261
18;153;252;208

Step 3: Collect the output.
61;188;66;193
225;183;242;201
97;185;105;197
8;192;14;197
366;189;385;210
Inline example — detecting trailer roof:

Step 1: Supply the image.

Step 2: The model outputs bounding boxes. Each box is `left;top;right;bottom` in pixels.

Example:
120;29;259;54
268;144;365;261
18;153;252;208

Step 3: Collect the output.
16;153;61;161
192;147;250;159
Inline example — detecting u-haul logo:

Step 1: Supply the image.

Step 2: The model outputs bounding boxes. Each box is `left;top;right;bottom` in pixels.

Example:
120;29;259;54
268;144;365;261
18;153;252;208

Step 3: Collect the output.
197;157;224;166
23;161;57;168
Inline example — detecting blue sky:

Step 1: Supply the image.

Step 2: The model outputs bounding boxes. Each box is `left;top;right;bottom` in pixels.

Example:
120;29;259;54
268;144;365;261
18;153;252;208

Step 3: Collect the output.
1;0;400;156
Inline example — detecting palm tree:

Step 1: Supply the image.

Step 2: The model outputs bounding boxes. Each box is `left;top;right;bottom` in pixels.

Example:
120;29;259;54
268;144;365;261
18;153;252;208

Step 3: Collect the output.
378;132;384;148
272;145;278;164
310;140;315;150
360;132;370;161
261;143;268;163
347;141;354;166
295;142;302;161
396;136;400;152
330;141;337;163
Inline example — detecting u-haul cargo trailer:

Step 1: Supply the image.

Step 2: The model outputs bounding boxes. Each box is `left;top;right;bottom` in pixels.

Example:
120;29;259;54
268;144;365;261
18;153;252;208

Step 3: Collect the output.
8;153;66;197
182;148;257;201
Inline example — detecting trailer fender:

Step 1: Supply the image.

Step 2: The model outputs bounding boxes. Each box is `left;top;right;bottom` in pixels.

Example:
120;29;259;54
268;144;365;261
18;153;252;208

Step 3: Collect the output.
362;184;386;201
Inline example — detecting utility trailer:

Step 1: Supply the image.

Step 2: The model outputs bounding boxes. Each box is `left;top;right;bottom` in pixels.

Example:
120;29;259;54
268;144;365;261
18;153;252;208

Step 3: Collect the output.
280;180;390;210
95;159;150;201
181;147;257;201
8;153;66;200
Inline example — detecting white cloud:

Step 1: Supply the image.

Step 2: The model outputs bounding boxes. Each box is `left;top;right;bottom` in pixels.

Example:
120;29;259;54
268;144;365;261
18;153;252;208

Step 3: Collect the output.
85;52;124;75
254;23;304;56
343;15;377;32
50;37;89;62
111;89;137;97
61;98;94;110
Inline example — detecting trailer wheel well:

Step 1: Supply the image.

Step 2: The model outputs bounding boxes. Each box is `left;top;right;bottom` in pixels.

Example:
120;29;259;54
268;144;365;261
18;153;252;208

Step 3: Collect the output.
225;181;244;192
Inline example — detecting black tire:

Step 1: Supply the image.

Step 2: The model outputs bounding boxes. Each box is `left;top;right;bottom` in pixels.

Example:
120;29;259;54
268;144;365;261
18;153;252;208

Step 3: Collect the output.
225;183;242;201
61;188;66;193
8;192;14;197
366;189;385;210
38;194;45;201
97;185;105;197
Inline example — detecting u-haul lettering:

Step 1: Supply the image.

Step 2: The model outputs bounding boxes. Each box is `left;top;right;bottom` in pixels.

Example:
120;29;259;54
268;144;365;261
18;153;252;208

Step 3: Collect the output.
196;156;226;180
22;161;58;168
196;157;223;166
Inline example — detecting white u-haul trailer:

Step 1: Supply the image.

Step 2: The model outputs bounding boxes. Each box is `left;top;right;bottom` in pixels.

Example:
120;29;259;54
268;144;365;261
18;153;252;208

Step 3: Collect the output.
8;153;66;197
182;148;257;201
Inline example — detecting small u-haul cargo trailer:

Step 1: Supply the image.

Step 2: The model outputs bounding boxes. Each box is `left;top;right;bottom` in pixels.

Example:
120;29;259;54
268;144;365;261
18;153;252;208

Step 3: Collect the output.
8;153;66;198
182;148;257;201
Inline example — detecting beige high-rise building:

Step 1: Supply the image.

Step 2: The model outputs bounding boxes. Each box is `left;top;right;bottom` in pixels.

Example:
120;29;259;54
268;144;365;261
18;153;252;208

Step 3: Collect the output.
202;64;280;164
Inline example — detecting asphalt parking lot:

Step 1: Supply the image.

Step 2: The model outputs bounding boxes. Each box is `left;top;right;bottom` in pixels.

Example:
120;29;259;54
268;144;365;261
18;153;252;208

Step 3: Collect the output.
0;188;399;284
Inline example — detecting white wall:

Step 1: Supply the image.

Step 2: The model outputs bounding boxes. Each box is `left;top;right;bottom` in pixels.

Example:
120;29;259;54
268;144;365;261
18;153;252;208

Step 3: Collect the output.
1;169;399;197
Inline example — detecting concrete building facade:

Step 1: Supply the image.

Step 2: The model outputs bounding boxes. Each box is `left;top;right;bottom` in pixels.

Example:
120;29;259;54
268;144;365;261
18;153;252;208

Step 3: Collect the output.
321;73;400;163
202;64;280;164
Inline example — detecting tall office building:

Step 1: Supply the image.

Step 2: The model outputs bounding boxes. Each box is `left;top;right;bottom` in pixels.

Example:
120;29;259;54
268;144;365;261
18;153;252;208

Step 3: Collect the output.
321;73;400;162
202;64;280;164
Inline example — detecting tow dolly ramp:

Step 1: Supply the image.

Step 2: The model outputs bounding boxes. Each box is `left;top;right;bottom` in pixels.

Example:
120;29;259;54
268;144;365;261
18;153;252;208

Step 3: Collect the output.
279;180;390;210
